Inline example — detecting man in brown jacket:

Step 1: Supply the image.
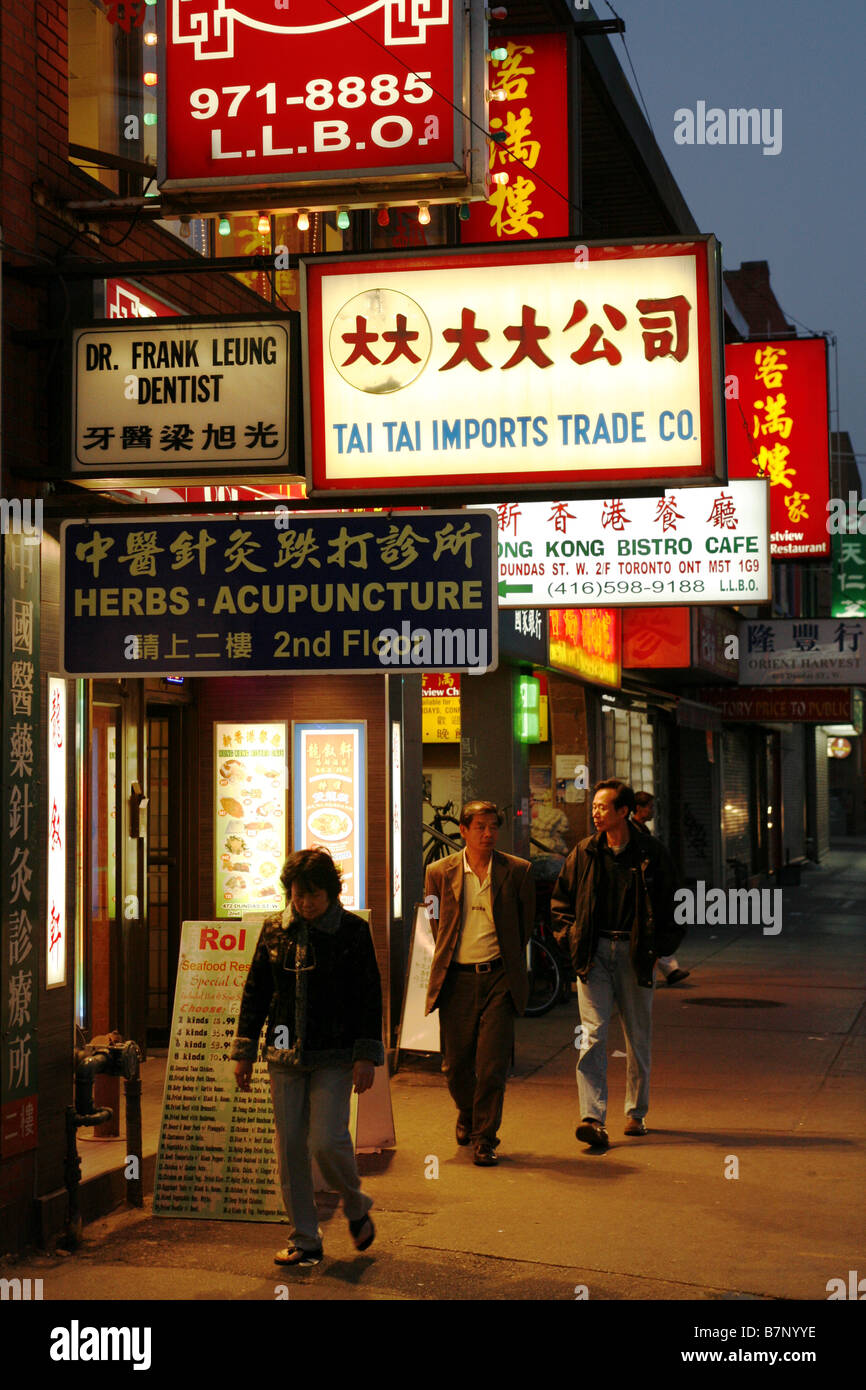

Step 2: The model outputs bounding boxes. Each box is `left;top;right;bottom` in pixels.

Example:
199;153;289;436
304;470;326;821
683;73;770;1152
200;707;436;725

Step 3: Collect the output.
424;800;534;1166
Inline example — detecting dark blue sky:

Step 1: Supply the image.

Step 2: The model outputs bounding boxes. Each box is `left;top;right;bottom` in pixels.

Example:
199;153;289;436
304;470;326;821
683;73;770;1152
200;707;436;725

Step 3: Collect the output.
608;0;865;484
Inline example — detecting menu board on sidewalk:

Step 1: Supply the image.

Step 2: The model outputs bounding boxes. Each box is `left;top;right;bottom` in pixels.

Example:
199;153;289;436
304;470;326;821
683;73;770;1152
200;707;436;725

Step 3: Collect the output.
214;722;287;919
153;920;284;1222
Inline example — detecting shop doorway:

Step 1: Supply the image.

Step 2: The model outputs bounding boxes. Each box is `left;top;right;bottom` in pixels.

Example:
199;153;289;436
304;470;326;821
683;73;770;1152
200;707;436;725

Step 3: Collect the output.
87;699;123;1037
146;704;185;1045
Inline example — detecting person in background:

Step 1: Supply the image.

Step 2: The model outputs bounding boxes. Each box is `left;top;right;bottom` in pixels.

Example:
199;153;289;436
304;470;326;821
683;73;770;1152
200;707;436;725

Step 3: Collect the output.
631;792;689;986
232;848;383;1268
424;800;535;1167
552;780;683;1150
530;799;572;883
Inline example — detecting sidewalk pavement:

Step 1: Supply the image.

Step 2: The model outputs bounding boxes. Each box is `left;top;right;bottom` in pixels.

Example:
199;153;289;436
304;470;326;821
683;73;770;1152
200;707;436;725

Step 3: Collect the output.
7;842;865;1303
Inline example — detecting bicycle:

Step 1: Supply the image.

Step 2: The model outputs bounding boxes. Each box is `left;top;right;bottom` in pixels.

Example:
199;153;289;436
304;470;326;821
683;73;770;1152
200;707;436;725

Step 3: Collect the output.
422;798;462;868
524;838;574;1017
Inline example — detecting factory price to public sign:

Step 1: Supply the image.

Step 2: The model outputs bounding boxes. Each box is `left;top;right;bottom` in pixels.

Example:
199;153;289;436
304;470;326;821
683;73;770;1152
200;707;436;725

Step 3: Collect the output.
303;239;725;496
159;0;467;190
476;479;770;607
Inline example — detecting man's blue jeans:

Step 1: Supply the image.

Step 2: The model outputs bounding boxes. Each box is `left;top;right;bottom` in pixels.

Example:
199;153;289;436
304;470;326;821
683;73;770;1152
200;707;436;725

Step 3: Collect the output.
576;937;653;1123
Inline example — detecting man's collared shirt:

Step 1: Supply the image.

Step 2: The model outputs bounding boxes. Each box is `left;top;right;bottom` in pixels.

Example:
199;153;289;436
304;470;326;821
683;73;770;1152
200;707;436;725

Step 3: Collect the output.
454;849;500;963
600;834;640;935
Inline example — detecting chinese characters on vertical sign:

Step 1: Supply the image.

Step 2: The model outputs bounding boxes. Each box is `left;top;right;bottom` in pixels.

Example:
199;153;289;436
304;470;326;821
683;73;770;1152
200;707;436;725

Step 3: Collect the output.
422;673;461;741
293;724;366;911
832;532;866;617
214;723;287;920
548;609;621;687
725;337;830;557
461;34;570;243
47;679;67;988
1;532;40;1156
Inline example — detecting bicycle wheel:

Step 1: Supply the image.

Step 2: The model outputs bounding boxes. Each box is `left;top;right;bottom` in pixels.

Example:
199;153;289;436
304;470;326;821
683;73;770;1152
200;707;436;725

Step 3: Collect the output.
524;938;561;1018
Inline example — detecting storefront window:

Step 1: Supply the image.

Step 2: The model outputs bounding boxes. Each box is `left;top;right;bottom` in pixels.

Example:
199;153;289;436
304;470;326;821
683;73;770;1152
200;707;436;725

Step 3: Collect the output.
68;0;157;194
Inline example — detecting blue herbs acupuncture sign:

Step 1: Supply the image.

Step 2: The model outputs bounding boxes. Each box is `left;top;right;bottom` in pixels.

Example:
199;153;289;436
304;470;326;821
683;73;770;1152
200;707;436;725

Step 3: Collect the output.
60;509;498;676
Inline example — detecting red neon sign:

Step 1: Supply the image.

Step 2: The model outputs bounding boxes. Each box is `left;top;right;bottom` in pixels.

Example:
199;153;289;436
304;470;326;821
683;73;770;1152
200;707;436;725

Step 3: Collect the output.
725;337;830;559
160;0;464;192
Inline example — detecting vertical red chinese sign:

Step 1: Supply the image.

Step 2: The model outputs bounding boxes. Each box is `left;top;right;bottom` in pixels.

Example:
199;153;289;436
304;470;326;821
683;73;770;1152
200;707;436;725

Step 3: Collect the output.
1;531;41;1156
725;337;830;558
461;33;570;243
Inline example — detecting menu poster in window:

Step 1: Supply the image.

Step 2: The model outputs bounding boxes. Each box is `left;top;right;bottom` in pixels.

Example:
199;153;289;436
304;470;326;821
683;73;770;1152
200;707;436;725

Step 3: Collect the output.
153;920;285;1222
293;723;366;911
214;722;287;920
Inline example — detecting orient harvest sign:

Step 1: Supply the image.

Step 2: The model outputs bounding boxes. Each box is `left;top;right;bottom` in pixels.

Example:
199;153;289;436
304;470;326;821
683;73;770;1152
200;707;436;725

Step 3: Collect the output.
159;0;484;202
302;238;725;497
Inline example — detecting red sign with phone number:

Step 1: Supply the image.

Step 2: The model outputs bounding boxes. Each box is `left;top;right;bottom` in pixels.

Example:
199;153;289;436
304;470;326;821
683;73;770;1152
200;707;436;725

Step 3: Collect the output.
159;0;464;191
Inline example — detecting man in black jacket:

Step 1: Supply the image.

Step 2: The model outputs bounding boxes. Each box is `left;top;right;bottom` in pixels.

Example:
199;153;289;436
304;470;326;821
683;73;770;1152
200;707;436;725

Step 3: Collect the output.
551;779;683;1150
232;848;383;1266
632;791;690;986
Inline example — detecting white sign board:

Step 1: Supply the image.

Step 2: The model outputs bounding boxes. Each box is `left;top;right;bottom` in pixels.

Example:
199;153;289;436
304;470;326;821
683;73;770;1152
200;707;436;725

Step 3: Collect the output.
478;480;770;607
739;618;866;685
397;902;441;1056
304;239;724;496
154;920;285;1222
72;319;292;473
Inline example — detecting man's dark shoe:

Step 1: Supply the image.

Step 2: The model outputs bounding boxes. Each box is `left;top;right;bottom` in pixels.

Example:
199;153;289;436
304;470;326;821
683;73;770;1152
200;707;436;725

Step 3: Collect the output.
624;1116;648;1136
456;1116;472;1147
666;968;690;985
473;1141;498;1166
348;1214;376;1252
575;1119;609;1149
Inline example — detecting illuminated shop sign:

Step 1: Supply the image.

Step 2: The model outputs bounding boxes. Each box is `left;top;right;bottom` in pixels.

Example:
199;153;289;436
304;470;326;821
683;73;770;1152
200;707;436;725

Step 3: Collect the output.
71;318;295;475
159;0;484;202
832;533;866;617
460;34;570;244
214;722;287;920
622;608;691;669
725;337;830;558
481;479;770;607
104;279;180;319
515;674;541;742
422;672;461;742
739;618;866;686
302;238;725;496
549;609;621;688
293;722;366;911
60;510;497;676
391;722;402;918
46;678;68;988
